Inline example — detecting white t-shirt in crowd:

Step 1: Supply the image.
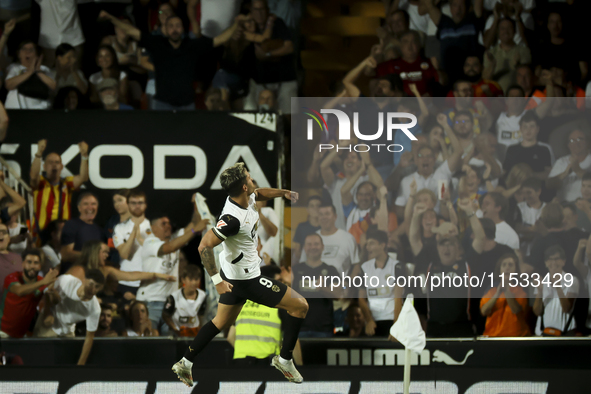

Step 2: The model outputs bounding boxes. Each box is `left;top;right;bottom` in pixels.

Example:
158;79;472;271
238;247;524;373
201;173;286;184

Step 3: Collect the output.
361;257;399;322
495;221;520;250
496;110;526;147
310;229;359;275
37;0;85;48
51;274;100;336
113;218;152;287
8;224;27;255
548;154;591;202
5;64;54;109
396;161;453;208
534;271;579;335
89;70;127;86
518;201;545;226
136;229;183;302
168;287;206;330
325;175;368;231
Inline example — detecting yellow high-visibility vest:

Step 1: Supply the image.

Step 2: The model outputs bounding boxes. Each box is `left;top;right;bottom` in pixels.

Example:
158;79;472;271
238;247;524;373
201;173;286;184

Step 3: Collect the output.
233;300;282;360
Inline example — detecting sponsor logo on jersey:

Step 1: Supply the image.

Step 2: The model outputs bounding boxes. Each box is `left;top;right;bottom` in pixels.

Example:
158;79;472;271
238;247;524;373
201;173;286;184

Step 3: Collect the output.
272;285;280;292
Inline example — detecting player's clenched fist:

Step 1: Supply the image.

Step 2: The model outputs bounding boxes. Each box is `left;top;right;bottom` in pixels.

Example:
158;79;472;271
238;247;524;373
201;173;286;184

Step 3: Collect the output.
215;280;233;295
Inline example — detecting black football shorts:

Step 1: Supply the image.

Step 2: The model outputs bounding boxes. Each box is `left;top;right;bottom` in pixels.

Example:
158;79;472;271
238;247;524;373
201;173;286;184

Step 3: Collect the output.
219;269;288;307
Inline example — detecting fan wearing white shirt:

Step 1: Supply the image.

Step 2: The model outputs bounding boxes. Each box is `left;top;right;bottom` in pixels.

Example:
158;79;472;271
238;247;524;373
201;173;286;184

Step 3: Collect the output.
358;229;403;337
516;178;545;252
395;114;464;219
533;245;579;335
547;129;591;202
34;269;104;365
162;265;206;337
113;189;151;292
137;196;210;334
481;192;520;250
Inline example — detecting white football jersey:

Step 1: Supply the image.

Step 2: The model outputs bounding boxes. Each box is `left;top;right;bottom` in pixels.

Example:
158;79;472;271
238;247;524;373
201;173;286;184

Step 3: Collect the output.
212;194;262;280
165;288;206;329
361;257;402;322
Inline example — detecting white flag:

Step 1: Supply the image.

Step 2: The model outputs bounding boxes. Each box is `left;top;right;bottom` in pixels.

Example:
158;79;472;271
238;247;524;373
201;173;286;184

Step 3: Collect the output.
390;294;426;354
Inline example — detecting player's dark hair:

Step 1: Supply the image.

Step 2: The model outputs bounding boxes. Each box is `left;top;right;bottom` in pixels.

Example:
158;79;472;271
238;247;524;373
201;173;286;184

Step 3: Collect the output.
127;188;147;204
522;177;542;192
181;264;202;281
86;268;106;285
77;191;99;206
100;303;113;311
261;264;281;278
366;228;388;246
21;248;44;265
220;162;248;197
479;218;496;240
519;111;540;127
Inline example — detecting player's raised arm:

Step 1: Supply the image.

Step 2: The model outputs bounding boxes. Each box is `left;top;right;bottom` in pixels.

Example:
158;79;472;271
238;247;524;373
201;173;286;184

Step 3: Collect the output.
255;188;299;203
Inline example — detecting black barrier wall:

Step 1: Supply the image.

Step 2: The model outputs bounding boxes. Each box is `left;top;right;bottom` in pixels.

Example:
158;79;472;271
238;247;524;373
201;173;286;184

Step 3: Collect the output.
0;366;585;393
2;338;591;370
3;110;279;225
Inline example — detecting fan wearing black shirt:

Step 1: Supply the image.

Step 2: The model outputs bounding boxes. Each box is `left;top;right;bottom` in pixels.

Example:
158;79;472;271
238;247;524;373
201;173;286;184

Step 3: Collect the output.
503;111;553;181
291;233;342;338
99;10;240;110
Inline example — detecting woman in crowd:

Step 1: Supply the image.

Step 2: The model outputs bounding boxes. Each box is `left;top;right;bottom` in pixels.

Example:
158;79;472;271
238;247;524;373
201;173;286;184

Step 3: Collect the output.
105;189;131;236
122;301;159;337
67;240;176;285
101;16;145;84
53;43;88;95
89;46;129;104
4;40;56;109
480;254;530;337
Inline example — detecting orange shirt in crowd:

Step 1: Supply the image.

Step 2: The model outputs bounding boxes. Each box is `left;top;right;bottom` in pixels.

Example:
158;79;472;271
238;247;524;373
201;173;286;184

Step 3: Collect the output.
349;212;398;244
525;86;585;110
480;286;530;337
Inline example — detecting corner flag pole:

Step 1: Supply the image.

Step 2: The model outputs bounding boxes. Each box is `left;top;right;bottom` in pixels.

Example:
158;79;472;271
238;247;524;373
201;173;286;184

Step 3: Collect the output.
403;346;411;394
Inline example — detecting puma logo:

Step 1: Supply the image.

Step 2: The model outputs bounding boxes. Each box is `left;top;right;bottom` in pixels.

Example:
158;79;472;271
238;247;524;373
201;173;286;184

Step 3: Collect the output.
432;349;474;365
189;346;194;352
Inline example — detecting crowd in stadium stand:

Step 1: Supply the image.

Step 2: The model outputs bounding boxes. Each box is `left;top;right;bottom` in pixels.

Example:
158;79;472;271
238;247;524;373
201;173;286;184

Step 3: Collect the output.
0;0;591;366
